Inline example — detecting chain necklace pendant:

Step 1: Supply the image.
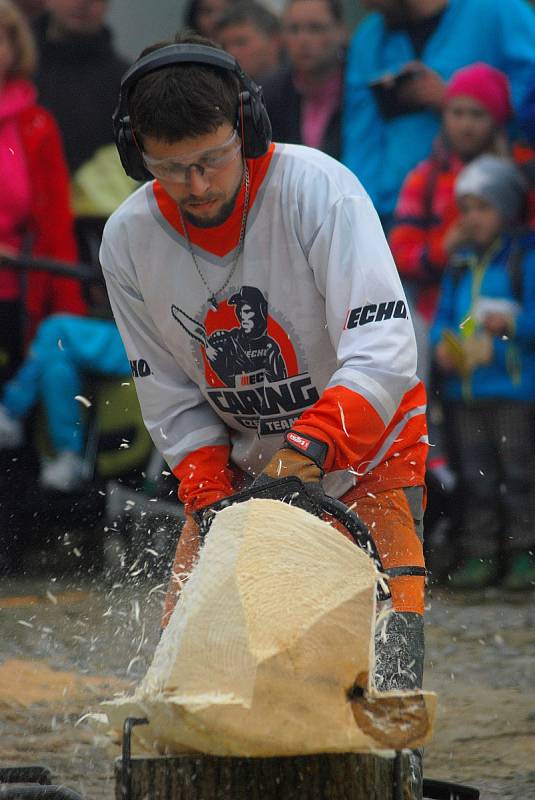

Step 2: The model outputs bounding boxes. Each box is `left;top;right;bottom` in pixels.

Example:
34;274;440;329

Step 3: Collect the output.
179;164;250;312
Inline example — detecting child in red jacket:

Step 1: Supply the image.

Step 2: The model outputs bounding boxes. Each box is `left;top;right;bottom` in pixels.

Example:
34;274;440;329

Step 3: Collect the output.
389;62;514;328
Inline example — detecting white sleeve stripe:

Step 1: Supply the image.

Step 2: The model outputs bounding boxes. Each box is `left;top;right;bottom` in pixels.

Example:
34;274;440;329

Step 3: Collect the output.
327;367;397;421
164;426;229;470
328;377;391;425
359;405;427;477
346;366;420;407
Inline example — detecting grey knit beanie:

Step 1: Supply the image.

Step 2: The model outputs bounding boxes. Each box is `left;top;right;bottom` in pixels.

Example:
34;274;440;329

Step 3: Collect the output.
455;154;527;226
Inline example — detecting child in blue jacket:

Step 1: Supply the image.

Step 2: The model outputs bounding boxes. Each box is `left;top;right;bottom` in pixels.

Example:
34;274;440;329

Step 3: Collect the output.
431;154;535;590
0;314;130;493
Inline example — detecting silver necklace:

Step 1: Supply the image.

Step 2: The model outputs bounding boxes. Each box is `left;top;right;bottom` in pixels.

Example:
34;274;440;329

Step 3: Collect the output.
179;164;250;311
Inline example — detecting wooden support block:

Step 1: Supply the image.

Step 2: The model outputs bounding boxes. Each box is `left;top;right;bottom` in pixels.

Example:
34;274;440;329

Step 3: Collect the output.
115;751;413;800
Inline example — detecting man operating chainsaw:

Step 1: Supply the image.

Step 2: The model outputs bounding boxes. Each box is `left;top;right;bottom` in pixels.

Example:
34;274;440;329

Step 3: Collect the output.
101;31;428;785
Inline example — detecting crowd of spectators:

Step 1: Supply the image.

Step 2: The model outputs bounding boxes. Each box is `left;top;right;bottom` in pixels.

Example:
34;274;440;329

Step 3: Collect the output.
1;0;535;589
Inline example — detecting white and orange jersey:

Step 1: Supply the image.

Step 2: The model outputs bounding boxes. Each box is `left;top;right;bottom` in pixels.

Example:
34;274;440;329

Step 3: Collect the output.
100;143;428;501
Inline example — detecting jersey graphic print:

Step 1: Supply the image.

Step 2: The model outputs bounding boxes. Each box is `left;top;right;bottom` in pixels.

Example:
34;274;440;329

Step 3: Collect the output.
171;286;320;435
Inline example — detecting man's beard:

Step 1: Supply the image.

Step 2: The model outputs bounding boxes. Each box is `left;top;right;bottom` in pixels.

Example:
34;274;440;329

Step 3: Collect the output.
181;176;244;229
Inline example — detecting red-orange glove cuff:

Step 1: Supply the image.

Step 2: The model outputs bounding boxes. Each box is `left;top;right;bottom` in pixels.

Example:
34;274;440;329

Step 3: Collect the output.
173;444;234;515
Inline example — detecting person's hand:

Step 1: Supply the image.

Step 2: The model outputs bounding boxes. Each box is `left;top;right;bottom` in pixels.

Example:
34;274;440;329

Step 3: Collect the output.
258;446;322;485
443;220;468;255
254;431;328;489
435;339;459;373
396;62;446;111
461;333;493;373
482;312;514;337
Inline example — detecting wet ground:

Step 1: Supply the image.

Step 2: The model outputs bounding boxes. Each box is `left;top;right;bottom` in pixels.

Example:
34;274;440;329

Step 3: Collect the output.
0;566;534;800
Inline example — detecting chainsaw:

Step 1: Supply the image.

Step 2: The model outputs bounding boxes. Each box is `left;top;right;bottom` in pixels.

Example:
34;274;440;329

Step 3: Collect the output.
197;475;391;602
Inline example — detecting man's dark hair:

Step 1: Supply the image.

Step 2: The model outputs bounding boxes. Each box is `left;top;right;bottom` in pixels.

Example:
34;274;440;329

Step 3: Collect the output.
215;2;281;37
128;31;240;144
285;0;344;23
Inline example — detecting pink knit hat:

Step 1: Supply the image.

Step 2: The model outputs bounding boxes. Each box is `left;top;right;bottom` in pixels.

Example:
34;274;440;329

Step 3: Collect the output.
445;62;512;125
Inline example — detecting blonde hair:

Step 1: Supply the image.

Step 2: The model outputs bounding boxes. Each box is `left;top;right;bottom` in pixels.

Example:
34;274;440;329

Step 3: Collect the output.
0;0;36;79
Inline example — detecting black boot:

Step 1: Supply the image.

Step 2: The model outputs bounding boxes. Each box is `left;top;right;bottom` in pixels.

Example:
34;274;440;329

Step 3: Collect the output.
374;611;425;800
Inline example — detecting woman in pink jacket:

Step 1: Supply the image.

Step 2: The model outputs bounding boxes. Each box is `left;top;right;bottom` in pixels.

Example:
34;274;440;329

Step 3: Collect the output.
0;0;85;387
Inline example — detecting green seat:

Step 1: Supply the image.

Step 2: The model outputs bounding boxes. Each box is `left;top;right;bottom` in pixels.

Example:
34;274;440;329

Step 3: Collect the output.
91;377;153;479
35;376;153;482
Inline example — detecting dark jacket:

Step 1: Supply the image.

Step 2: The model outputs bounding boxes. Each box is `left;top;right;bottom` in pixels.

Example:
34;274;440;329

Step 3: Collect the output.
261;63;343;161
33;14;129;173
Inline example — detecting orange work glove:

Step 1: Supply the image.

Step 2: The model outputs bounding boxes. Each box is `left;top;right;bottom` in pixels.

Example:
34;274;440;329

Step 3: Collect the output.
261;447;322;483
258;430;328;485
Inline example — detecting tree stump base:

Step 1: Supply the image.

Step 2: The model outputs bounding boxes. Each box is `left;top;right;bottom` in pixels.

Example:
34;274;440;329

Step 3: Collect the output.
115;751;413;800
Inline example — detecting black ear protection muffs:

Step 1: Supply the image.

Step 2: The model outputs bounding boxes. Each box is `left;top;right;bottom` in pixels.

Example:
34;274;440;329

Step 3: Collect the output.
113;43;272;182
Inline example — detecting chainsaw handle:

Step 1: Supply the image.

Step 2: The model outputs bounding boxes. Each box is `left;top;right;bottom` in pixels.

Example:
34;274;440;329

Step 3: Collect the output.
319;494;383;566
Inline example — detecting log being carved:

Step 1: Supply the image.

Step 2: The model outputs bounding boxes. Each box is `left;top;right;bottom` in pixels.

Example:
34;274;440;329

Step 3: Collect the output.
102;499;435;757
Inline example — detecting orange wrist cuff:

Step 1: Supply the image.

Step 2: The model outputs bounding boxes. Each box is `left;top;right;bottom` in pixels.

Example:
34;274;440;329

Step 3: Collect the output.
173;444;234;515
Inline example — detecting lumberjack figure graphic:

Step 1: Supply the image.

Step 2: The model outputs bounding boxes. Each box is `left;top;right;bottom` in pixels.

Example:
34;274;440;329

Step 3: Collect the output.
172;286;287;387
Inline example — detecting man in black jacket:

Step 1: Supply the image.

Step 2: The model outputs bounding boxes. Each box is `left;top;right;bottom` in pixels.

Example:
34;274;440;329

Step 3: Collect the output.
261;0;346;160
33;0;129;174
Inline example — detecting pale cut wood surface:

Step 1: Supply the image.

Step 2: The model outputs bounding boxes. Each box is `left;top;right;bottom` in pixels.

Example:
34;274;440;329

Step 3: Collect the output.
103;499;435;757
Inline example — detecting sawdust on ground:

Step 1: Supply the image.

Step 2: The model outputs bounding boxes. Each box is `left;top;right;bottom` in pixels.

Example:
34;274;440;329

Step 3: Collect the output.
0;580;534;799
0;658;128;707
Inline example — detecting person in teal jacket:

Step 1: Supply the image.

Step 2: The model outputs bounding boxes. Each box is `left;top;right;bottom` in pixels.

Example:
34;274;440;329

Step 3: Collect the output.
342;0;535;225
0;313;131;493
431;154;535;591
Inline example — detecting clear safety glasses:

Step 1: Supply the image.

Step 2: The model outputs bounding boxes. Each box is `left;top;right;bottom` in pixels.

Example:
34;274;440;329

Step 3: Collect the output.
142;129;242;183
